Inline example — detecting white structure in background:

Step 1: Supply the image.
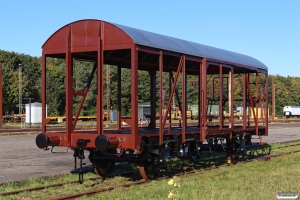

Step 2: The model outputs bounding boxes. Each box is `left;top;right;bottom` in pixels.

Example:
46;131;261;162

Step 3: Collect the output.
25;102;47;123
283;106;300;118
138;104;151;121
236;107;249;115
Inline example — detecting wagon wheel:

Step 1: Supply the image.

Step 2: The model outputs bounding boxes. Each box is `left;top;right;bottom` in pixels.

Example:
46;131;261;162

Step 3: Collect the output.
188;142;201;163
92;161;115;177
139;160;160;180
231;153;239;164
139;152;160;180
226;151;239;164
229;136;243;164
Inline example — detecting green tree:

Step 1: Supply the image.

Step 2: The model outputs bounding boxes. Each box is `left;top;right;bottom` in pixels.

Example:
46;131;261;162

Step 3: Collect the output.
46;62;65;116
73;60;97;116
0;50;35;114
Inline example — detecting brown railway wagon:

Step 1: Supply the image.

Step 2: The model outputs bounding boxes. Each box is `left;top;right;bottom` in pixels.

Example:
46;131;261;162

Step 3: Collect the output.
36;19;268;182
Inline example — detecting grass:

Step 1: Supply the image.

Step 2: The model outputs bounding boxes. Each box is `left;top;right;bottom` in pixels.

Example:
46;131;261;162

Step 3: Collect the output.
93;153;300;200
0;142;300;199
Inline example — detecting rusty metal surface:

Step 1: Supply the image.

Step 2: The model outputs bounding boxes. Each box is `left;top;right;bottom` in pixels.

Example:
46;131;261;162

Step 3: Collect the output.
42;19;268;72
131;46;139;149
200;58;207;141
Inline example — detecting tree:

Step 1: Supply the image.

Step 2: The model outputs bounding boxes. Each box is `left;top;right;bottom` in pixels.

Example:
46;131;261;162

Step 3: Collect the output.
0;50;35;114
46;62;65;116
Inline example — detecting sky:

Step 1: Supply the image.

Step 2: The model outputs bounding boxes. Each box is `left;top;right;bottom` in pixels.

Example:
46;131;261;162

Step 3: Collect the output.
0;1;299;77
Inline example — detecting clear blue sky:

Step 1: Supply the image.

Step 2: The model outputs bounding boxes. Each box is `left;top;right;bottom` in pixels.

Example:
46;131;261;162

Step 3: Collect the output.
1;1;299;77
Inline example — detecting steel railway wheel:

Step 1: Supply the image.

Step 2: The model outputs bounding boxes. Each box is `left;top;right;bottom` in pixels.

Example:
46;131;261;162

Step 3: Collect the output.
92;161;115;177
139;158;160;180
139;147;161;180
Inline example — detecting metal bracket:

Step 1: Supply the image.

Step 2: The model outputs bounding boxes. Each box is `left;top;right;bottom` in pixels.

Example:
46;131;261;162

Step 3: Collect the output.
78;147;86;184
76;139;90;184
50;146;69;154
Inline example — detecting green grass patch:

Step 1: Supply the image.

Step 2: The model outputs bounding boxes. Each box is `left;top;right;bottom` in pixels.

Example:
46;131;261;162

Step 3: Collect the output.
93;152;300;200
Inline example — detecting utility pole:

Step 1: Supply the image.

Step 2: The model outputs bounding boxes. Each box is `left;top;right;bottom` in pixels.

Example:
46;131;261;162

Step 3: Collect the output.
19;64;22;128
272;77;275;122
24;98;34;128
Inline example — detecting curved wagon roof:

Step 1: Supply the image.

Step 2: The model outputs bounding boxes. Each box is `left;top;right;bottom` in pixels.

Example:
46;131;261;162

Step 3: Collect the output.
113;23;267;70
43;19;267;71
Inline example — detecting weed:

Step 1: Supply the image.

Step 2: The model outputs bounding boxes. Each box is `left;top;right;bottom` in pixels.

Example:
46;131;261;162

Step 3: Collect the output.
167;176;180;199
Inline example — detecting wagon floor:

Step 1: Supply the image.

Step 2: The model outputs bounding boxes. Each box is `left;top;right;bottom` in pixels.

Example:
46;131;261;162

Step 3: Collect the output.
99;125;264;135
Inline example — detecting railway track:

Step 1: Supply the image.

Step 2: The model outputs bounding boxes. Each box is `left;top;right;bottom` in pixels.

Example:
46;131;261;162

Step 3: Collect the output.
0;170;136;196
51;147;300;200
1;140;300;199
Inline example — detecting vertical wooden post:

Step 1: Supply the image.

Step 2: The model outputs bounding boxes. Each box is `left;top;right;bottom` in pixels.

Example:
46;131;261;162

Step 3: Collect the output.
243;73;247;129
97;22;104;135
200;58;207;141
131;45;139;148
228;68;234;128
182;55;186;143
219;64;223;129
255;73;259;135
117;66;121;130
65;27;73;145
198;70;200;127
159;51;163;145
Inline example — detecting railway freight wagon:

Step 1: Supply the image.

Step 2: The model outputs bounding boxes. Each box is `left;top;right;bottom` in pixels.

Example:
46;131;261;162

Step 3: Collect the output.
35;19;269;183
283;106;300;118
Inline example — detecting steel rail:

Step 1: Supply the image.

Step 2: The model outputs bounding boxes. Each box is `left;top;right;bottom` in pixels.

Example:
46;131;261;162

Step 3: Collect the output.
0;171;135;196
